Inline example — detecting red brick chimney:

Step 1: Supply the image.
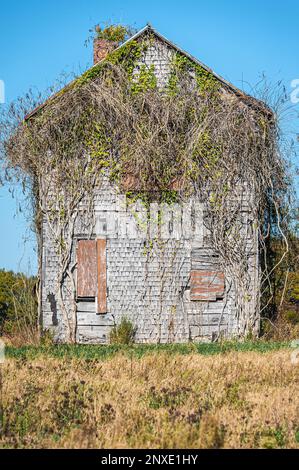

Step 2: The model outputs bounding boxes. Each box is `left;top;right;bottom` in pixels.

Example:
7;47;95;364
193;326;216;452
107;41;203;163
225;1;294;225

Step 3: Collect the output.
93;38;118;64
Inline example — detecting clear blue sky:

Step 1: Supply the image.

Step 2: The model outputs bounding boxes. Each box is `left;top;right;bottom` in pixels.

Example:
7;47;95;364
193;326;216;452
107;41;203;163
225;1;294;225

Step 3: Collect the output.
0;0;298;274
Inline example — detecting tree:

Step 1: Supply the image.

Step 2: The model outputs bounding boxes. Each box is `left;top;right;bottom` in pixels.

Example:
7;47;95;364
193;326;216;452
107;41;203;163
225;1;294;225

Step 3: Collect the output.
0;269;37;338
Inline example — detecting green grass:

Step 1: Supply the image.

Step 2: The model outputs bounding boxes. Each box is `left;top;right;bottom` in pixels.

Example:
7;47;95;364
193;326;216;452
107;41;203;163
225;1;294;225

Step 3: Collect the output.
4;340;291;361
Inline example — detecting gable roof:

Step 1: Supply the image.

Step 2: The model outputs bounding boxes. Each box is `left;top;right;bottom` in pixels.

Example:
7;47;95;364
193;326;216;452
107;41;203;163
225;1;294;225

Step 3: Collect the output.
25;24;272;120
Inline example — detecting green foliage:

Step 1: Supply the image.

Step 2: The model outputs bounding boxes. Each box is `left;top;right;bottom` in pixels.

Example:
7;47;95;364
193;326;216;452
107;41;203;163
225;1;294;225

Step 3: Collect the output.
0;269;38;336
160;190;179;204
195;66;220;94
106;40;148;77
125;189;178;208
261;235;299;340
192;131;221;170
285;309;299;325
40;329;55;347
76;40;147;88
5;340;290;361
287;271;299;303
167;52;220;96
254;426;286;449
131;64;157;94
109;317;136;345
73;64;104;88
0;269;17;331
95;24;130;43
85;122;111;171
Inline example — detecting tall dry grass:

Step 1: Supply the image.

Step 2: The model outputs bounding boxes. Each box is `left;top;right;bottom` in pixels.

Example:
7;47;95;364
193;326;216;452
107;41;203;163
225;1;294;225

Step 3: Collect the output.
0;350;298;449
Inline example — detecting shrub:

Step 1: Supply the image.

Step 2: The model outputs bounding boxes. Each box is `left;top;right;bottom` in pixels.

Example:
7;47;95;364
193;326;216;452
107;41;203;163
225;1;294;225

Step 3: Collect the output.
109;317;136;345
94;24;136;44
254;427;286;449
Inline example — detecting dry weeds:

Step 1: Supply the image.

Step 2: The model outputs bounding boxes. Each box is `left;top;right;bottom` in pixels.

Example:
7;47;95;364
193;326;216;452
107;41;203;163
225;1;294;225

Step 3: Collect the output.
1;350;298;449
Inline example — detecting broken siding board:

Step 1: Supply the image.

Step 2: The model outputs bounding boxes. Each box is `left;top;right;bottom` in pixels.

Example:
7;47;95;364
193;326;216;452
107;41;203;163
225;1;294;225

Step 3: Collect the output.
190;270;225;301
77;240;97;297
97;238;107;314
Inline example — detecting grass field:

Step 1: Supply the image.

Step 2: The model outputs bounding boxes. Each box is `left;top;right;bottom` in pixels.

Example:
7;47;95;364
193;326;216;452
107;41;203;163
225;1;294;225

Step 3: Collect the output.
1;341;299;449
4;339;291;360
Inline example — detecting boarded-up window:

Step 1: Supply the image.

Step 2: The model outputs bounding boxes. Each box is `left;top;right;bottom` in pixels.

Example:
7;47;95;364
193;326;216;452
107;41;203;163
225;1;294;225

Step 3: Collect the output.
77;240;97;298
190;270;225;301
77;239;107;314
190;247;225;301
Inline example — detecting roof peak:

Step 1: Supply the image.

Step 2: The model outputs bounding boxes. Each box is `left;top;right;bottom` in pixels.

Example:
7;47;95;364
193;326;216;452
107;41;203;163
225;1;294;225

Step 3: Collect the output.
25;24;272;120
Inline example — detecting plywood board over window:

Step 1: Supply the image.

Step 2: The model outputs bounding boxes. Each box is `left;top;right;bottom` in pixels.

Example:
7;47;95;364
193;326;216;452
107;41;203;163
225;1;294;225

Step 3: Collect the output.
190;247;225;301
190;270;225;301
77;239;107;314
77;240;97;298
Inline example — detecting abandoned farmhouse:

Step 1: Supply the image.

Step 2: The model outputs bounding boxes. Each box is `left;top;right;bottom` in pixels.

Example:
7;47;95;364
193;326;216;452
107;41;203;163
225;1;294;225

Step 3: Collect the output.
21;25;274;344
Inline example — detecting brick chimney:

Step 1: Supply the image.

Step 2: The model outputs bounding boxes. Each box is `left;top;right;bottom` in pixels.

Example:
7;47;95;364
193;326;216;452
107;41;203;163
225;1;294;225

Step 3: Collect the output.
93;38;118;64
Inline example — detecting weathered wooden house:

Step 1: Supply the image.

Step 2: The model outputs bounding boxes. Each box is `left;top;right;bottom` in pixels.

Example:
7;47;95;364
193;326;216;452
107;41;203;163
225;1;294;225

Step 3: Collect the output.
26;25;268;343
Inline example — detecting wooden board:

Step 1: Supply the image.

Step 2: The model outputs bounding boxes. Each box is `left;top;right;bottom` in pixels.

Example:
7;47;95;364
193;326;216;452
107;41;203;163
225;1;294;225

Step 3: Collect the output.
77;240;97;297
97;238;107;314
76;300;96;313
191;247;220;271
77;312;114;326
190;270;225;302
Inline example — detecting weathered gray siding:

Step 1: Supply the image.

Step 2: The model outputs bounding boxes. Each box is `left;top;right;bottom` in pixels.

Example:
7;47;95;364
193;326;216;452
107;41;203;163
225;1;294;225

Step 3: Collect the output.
40;34;259;343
